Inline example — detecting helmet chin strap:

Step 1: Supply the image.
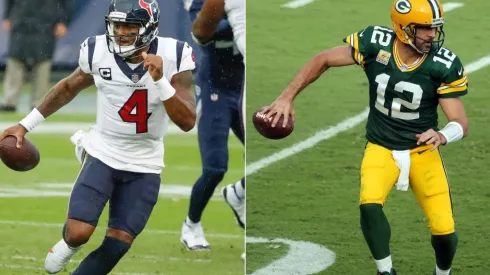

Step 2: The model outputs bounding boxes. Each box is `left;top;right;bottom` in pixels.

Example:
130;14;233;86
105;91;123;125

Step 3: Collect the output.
115;47;137;58
403;27;428;54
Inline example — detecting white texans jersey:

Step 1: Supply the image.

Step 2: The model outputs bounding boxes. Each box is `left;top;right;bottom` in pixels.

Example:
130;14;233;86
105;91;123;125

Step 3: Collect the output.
225;0;245;57
78;35;195;174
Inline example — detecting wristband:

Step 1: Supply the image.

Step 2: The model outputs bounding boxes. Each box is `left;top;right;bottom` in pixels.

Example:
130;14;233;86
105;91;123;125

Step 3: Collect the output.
19;108;45;132
438;121;464;145
155;77;176;101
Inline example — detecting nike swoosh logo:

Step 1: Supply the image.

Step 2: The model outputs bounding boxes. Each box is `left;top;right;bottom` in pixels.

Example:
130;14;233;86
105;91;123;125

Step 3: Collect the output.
418;148;429;155
458;68;463;75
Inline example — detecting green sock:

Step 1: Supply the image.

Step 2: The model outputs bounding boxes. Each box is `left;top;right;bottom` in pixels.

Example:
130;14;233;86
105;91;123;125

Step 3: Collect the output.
431;233;458;270
360;203;391;260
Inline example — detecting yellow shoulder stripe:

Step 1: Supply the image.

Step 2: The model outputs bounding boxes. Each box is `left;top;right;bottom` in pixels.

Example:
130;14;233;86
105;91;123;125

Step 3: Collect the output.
440;73;467;88
344;32;364;65
438;81;468;94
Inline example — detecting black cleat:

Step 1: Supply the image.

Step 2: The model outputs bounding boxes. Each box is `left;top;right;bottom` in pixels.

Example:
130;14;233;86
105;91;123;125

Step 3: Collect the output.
378;268;397;275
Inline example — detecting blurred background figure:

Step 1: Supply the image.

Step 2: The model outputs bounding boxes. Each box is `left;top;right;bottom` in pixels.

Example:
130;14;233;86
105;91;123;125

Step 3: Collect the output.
0;0;71;112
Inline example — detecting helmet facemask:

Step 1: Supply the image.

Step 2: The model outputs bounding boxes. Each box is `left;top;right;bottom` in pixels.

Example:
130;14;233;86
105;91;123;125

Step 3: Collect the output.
402;23;445;54
105;15;159;58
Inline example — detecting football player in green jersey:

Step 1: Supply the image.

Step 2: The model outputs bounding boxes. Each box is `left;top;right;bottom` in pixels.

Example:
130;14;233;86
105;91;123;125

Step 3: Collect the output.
262;0;469;274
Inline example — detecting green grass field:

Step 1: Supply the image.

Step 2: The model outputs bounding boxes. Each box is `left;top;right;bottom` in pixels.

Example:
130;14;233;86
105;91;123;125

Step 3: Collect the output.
246;0;490;274
0;113;244;274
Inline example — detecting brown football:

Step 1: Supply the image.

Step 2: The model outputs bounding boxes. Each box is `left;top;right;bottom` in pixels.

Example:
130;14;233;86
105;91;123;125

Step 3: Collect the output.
252;106;294;140
0;136;40;171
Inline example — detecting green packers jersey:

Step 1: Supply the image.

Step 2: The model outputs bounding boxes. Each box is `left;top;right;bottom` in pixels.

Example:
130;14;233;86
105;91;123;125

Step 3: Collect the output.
343;25;468;150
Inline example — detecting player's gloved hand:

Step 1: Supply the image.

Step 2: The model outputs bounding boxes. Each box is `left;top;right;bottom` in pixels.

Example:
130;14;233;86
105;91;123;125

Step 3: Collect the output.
262;95;296;128
0;124;28;148
142;51;163;82
416;128;447;151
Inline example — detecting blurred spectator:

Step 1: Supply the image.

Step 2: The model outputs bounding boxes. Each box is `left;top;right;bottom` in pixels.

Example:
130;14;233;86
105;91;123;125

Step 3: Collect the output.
0;0;72;112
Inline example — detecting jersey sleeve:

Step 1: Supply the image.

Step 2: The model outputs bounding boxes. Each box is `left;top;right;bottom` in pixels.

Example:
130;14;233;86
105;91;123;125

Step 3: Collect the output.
79;37;97;74
179;41;196;72
437;55;468;98
78;39;91;74
343;26;375;66
225;0;245;56
168;41;196;79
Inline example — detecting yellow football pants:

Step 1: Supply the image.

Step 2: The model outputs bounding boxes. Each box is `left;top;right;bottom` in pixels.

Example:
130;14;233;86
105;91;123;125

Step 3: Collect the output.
360;142;454;235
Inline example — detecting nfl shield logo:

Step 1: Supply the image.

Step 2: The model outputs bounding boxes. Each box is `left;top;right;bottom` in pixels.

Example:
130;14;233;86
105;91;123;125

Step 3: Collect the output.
131;74;140;83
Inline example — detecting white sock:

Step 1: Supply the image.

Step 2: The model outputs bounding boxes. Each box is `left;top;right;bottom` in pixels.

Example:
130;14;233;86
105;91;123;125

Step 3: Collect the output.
435;265;451;275
233;180;244;200
375;255;392;273
62;239;79;250
186;217;199;227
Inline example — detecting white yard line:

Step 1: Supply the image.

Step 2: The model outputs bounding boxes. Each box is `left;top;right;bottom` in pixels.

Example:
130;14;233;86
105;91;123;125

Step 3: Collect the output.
281;0;315;8
38;160;243;172
443;2;465;12
0;220;241;239
0;183;227;201
246;109;368;175
11;254;211;264
281;1;464;11
248;237;335;275
246;54;490;175
464;55;490;73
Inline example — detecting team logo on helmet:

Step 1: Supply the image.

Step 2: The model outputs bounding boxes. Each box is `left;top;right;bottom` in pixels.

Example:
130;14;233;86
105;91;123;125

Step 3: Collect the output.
395;0;411;14
139;0;153;17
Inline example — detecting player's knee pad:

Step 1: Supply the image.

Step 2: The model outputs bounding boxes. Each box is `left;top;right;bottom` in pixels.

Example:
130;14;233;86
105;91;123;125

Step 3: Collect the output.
110;195;158;238
68;156;112;228
109;210;150;238
68;194;106;228
123;211;152;238
429;212;455;235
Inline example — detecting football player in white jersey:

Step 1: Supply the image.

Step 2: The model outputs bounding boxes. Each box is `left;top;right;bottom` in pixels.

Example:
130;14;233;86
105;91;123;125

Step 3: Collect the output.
0;0;196;274
190;0;246;260
191;0;245;57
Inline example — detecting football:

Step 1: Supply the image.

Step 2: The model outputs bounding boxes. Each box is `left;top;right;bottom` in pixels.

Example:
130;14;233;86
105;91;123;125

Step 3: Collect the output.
252;106;294;139
0;136;40;171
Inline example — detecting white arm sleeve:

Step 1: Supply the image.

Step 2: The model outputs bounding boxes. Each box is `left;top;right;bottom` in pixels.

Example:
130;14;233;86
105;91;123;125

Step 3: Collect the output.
225;0;245;57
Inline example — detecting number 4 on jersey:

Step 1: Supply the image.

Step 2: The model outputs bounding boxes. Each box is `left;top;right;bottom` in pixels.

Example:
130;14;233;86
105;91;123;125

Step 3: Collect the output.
118;89;152;133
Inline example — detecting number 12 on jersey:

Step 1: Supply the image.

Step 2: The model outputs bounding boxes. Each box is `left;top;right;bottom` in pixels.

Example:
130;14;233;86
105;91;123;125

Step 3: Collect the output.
118;89;152;133
375;73;423;120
